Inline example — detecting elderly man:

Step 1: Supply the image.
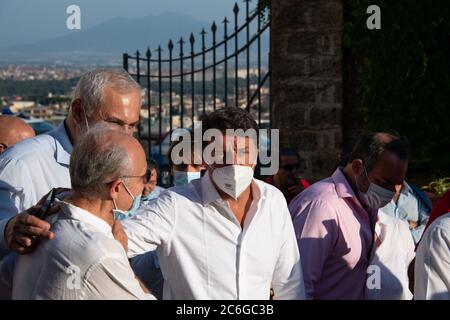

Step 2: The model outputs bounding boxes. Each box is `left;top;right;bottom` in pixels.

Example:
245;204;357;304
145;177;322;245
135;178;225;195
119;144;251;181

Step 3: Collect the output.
0;69;141;258
289;133;409;299
1;127;154;300
124;107;305;300
0;115;35;154
2;108;305;300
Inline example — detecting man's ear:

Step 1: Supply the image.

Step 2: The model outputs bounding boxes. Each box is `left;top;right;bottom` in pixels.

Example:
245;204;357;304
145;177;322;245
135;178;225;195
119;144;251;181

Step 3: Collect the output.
0;145;5;154
108;179;122;200
70;99;84;124
351;159;364;176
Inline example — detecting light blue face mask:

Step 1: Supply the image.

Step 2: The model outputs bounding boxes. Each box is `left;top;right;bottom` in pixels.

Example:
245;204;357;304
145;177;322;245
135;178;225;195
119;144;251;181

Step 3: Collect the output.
141;190;158;202
173;171;201;186
113;182;142;221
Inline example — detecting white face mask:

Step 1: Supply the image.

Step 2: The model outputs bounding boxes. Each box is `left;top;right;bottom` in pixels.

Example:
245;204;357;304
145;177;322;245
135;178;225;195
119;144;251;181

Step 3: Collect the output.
211;165;254;199
356;165;395;209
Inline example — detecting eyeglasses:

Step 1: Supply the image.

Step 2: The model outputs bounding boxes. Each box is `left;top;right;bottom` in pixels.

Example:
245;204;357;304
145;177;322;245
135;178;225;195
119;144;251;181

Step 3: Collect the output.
122;168;152;183
280;164;299;172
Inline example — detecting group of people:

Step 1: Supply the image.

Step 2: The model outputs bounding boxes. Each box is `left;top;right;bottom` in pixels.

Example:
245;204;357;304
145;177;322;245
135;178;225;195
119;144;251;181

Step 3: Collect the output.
0;69;448;300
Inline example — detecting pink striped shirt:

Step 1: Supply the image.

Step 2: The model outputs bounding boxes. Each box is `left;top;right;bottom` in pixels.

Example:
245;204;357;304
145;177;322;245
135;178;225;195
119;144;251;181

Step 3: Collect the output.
289;168;377;299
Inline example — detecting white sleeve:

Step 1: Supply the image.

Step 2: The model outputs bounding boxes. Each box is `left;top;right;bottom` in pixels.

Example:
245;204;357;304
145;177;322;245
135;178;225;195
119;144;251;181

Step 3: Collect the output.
271;203;306;300
84;253;155;300
414;225;450;300
123;191;177;258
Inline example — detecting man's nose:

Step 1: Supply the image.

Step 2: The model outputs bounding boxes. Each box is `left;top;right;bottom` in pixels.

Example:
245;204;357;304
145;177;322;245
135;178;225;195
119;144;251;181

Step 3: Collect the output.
122;125;135;136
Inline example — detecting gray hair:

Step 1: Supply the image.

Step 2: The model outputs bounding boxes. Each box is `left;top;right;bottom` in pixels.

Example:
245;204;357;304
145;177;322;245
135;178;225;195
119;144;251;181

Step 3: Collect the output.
72;69;140;117
70;124;132;197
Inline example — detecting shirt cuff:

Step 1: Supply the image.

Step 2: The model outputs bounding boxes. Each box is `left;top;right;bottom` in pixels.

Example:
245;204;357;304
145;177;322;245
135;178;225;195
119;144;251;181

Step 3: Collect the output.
0;218;10;259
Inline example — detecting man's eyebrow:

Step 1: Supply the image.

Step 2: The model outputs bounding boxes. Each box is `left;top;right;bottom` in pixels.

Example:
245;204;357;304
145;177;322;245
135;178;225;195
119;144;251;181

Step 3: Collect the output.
105;117;125;124
106;117;139;126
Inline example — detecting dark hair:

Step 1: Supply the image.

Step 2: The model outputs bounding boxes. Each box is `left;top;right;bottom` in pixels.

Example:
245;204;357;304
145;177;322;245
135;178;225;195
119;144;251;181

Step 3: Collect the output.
280;148;300;164
348;132;410;171
201;107;259;149
148;159;158;173
202;107;258;134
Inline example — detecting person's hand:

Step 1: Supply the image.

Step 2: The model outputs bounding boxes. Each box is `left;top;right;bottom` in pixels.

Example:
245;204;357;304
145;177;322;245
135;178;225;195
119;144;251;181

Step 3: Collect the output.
112;220;128;253
3;188;68;254
5;211;54;254
408;220;418;230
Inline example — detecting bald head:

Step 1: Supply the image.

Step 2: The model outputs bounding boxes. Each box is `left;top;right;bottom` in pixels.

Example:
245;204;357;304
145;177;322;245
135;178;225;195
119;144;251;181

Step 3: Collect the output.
348;132;409;172
0;116;35;154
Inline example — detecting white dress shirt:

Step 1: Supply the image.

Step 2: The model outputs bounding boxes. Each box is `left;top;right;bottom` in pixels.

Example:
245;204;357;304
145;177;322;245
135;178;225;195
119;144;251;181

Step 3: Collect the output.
0;121;72;219
414;212;450;300
7;202;154;300
123;173;305;300
366;211;415;300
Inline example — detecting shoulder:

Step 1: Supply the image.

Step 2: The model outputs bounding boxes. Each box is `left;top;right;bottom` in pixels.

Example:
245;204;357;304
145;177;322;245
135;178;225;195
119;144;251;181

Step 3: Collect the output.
255;178;286;201
418;213;450;258
427;213;450;241
0;133;55;167
289;177;338;216
298;176;337;201
52;218;124;263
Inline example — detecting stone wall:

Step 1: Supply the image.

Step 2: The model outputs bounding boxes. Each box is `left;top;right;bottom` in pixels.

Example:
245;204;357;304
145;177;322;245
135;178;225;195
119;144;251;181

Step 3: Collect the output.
271;0;344;181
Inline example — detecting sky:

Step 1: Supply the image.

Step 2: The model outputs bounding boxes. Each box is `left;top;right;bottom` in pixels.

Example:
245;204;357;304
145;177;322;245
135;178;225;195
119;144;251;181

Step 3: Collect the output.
0;0;238;47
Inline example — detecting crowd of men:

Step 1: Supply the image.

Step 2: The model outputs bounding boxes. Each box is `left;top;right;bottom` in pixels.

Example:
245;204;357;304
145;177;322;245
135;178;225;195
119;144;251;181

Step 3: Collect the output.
0;69;448;300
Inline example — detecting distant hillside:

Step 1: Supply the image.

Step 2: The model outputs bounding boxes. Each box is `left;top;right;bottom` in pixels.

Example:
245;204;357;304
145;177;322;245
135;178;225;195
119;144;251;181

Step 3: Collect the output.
0;12;269;64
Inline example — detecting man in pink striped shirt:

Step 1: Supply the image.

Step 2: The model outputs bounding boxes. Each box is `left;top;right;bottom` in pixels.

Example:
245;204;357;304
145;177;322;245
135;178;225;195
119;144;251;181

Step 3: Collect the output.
289;133;409;299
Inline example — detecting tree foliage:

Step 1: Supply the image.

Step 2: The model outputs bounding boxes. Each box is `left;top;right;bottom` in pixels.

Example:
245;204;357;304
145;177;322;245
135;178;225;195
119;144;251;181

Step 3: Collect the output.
343;0;450;175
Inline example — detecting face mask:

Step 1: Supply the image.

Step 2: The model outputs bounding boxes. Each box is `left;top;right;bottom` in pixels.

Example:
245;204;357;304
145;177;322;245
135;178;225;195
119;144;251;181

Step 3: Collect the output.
173;170;201;186
141;190;158;202
211;165;254;199
113;182;142;221
355;165;395;209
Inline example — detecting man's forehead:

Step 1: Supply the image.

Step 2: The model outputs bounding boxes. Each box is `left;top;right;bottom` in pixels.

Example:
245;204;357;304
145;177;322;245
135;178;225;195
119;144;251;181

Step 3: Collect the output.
373;151;408;183
220;134;257;145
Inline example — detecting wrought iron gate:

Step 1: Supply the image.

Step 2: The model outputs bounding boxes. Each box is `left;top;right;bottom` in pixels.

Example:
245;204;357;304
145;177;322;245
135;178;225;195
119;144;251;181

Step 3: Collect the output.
123;0;270;171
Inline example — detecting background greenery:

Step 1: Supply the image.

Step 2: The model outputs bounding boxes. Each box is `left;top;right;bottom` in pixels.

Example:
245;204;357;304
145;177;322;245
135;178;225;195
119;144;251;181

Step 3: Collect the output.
343;0;450;177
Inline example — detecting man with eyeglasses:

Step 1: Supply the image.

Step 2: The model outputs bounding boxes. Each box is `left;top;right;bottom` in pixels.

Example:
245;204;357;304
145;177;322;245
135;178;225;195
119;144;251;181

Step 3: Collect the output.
0;115;35;155
0;69;141;257
264;148;310;205
0;127;155;299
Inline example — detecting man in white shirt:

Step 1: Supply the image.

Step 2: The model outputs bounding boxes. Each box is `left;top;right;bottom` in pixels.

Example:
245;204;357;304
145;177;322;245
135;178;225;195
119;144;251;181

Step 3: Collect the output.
123;107;306;300
366;211;415;300
0;68;141;257
414;212;450;300
1;128;154;300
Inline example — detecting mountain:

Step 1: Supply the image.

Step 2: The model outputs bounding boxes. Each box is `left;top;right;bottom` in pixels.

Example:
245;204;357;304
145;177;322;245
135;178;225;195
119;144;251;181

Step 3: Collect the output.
0;12;270;65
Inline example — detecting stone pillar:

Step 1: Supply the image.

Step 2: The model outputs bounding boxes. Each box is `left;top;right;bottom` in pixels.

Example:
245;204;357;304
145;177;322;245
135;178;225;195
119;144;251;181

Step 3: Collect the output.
271;0;344;181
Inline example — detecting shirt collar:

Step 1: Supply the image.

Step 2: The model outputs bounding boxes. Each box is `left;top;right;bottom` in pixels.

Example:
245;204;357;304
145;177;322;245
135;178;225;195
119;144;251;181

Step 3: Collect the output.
400;181;411;195
331;167;358;199
60;201;113;236
200;170;262;205
47;121;73;165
